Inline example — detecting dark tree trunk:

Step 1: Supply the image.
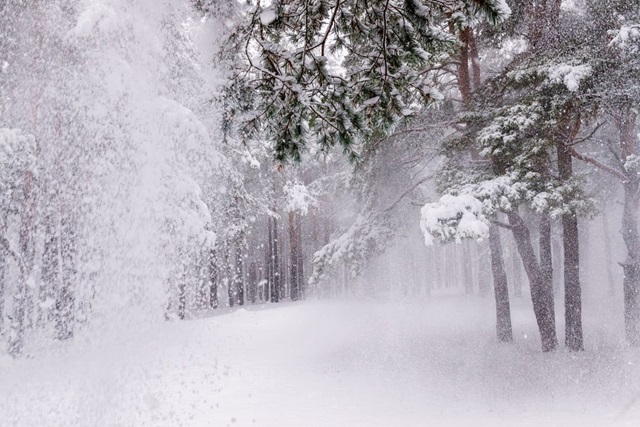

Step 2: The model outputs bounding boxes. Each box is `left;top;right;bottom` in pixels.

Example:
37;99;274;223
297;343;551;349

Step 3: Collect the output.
224;240;234;308
0;218;6;337
617;109;640;346
0;239;5;337
268;215;280;303
539;214;553;297
234;242;244;306
557;140;584;351
248;261;258;304
468;27;481;89
208;248;219;309
289;211;300;301
489;225;513;342
562;213;583;350
457;27;471;105
295;213;305;299
507;211;558;352
622;178;640;346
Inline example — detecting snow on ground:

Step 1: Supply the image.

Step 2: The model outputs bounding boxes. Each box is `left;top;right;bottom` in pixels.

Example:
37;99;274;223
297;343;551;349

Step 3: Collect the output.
1;294;640;426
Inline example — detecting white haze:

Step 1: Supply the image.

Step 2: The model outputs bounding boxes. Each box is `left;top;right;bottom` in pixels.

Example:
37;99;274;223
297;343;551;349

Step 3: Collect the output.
0;1;639;426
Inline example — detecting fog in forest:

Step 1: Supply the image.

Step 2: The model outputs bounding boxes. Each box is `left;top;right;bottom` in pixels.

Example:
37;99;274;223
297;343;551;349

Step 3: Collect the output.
2;1;640;426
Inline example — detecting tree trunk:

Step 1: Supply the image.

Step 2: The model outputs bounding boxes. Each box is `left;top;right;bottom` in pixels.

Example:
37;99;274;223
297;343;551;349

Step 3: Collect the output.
296;213;305;299
0;219;6;337
562;212;583;350
289;211;300;301
622;178;640;346
269;215;280;303
507;211;558;352
489;224;513;342
539;214;553;297
557;140;584;350
457;27;471;105
617;109;640;346
248;261;258;304
209;248;219;309
0;251;4;337
234;242;244;306
468;27;481;89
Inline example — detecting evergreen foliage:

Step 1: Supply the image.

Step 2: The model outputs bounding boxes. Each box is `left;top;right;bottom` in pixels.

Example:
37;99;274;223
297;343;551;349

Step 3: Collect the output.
223;0;511;163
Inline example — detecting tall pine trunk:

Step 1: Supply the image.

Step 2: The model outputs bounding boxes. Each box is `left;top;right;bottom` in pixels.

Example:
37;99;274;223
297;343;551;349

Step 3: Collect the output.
622;178;640;346
295;213;305;299
618;109;640;346
557;140;584;350
0;237;5;337
268;215;281;303
234;242;244;306
507;211;558;352
538;213;559;343
489;224;513;341
208;248;219;309
289;211;300;301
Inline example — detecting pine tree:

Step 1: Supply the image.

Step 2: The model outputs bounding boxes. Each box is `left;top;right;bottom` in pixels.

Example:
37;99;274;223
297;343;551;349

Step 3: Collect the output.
224;0;511;163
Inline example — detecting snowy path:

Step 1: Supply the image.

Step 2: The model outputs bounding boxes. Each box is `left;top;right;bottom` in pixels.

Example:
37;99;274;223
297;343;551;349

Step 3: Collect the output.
2;296;640;426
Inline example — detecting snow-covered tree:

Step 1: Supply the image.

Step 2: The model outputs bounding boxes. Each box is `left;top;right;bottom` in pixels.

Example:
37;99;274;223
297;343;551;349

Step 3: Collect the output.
224;0;511;162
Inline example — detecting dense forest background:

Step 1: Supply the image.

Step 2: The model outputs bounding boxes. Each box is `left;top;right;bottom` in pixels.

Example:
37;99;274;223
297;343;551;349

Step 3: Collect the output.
0;0;639;360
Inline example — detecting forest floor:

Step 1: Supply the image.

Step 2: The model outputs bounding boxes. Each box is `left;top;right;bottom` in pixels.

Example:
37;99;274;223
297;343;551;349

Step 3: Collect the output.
1;293;640;426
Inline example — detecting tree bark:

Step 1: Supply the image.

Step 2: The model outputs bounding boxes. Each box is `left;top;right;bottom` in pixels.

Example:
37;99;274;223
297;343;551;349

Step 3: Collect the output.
622;178;640;346
234;241;244;306
457;27;471;105
248;261;258;304
618;109;640;346
468;27;481;90
289;211;300;301
507;211;558;352
295;213;305;299
268;215;280;303
489;224;513;342
539;214;553;297
208;248;219;309
0;238;5;337
557;140;584;351
538;213;558;341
